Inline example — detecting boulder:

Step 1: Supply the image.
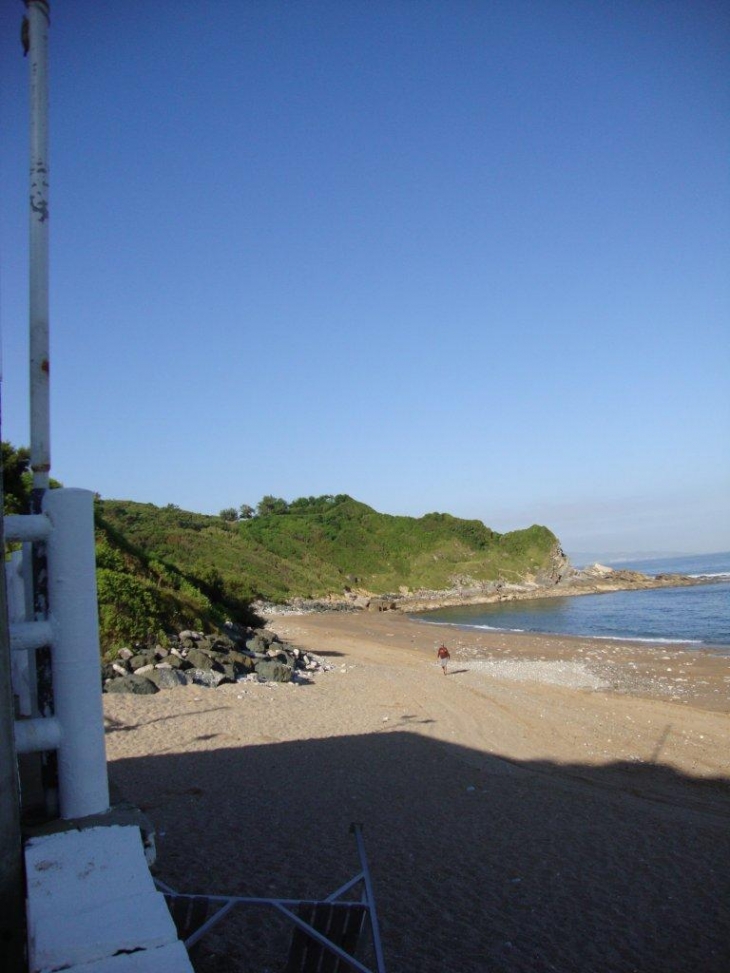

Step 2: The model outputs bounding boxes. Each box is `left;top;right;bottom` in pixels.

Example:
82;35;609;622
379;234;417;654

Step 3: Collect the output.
164;654;187;670
186;668;227;688
228;650;255;669
254;660;293;683
145;668;190;690
105;674;159;695
185;648;214;670
129;652;157;671
245;635;268;654
212;662;236;683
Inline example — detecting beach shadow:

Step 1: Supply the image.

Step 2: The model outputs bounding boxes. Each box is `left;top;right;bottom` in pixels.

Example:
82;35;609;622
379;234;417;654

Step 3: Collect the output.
108;732;730;973
104;707;231;734
445;668;469;675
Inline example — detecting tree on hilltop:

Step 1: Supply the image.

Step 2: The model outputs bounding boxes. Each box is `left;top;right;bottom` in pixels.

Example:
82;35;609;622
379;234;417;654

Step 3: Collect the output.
219;507;239;522
256;495;289;516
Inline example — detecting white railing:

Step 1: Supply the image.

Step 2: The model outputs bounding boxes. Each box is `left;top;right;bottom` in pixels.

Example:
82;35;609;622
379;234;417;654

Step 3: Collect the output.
6;488;109;820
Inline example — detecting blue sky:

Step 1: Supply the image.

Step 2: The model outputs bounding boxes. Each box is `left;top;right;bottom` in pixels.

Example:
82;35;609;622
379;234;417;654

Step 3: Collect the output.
1;1;728;556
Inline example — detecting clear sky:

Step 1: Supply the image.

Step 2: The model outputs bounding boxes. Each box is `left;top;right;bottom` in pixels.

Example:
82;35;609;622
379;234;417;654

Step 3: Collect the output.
1;1;728;556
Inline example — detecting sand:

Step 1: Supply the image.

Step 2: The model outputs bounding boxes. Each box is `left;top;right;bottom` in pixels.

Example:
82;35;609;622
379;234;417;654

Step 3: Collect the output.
103;611;730;973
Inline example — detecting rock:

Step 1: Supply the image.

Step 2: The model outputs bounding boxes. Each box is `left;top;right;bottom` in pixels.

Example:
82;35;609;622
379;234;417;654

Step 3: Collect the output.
105;674;159;695
111;663;128;676
367;598;397;612
145;668;190;690
117;647;133;661
129;652;157;671
212;662;236;683
186;668;227;688
185;648;214;670
164;655;187;670
254;660;293;683
228;650;255;671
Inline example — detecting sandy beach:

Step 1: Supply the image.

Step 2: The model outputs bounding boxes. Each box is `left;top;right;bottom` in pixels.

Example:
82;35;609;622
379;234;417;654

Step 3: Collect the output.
103;611;730;973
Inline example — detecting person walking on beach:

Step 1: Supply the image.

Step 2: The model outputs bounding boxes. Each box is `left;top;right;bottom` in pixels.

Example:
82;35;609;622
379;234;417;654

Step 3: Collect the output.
437;643;451;675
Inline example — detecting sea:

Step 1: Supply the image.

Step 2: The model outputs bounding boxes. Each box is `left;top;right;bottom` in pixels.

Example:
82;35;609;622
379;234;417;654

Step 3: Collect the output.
413;552;730;654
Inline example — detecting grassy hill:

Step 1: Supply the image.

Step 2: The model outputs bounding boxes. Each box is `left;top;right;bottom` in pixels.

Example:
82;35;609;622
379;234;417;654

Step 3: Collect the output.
0;446;563;652
94;493;562;650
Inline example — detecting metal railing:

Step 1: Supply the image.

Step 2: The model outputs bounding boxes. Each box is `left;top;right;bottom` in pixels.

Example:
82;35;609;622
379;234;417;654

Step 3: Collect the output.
6;488;109;820
156;823;387;973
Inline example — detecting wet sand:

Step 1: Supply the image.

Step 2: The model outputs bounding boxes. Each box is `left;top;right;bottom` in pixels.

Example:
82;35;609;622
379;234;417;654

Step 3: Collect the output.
103;611;730;973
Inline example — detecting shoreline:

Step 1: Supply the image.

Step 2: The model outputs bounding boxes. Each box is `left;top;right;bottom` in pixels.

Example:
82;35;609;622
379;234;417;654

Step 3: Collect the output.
265;609;730;715
410;608;730;659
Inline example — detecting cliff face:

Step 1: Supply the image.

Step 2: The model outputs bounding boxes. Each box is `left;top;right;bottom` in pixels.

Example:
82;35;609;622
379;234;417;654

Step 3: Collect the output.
534;542;572;585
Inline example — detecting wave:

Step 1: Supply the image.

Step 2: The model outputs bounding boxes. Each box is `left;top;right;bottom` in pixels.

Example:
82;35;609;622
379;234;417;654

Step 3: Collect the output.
588;634;703;645
413;615;703;644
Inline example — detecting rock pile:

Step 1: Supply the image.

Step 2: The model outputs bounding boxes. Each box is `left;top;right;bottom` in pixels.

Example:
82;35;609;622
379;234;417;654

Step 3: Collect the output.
102;628;325;694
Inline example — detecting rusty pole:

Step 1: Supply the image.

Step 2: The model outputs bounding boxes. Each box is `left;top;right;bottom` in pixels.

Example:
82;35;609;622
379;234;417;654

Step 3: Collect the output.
27;0;51;499
26;0;57;817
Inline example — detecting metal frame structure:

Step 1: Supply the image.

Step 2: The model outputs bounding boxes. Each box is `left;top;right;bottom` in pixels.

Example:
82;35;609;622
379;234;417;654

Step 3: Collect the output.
155;823;387;973
6;489;110;820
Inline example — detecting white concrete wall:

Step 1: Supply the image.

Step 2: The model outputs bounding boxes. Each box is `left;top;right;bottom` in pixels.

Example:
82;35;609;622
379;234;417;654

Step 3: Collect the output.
25;825;194;973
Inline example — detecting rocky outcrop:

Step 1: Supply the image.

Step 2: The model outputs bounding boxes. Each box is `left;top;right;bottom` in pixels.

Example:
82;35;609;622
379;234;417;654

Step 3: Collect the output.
102;628;326;693
258;562;720;616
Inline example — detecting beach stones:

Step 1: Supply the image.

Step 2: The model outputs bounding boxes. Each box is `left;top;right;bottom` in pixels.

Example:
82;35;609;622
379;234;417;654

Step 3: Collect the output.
102;627;323;693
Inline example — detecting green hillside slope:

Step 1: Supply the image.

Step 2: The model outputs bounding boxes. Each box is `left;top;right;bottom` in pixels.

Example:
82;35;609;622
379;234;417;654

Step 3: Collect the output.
0;445;563;652
95;494;562;648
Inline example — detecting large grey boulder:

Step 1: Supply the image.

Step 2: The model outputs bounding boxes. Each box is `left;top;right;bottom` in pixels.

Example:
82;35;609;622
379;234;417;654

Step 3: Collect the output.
129;652;157;671
185;648;214;670
254;660;293;683
145;668;190;690
105;674;159;695
186;668;227;688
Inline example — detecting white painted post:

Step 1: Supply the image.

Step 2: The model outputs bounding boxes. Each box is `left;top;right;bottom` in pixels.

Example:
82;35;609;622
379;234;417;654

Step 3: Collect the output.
43;489;109;819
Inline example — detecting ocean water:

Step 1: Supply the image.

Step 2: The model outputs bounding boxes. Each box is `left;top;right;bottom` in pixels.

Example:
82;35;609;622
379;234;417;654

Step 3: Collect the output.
414;553;730;652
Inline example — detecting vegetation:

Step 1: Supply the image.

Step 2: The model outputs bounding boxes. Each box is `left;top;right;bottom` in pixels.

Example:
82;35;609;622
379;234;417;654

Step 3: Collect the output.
2;442;561;654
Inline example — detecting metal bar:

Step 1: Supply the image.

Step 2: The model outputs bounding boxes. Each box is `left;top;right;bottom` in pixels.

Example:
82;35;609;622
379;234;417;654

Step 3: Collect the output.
163;891;367;909
325;871;365;903
13;715;61;754
183;900;236;950
10;620;52;652
4;513;51;542
0;463;27;971
351;824;387;973
272;902;375;973
28;0;51;492
44;489;110;819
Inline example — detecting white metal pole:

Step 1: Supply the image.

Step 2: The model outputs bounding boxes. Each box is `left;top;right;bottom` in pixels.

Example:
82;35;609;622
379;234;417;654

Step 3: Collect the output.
27;0;51;493
44;489;109;819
